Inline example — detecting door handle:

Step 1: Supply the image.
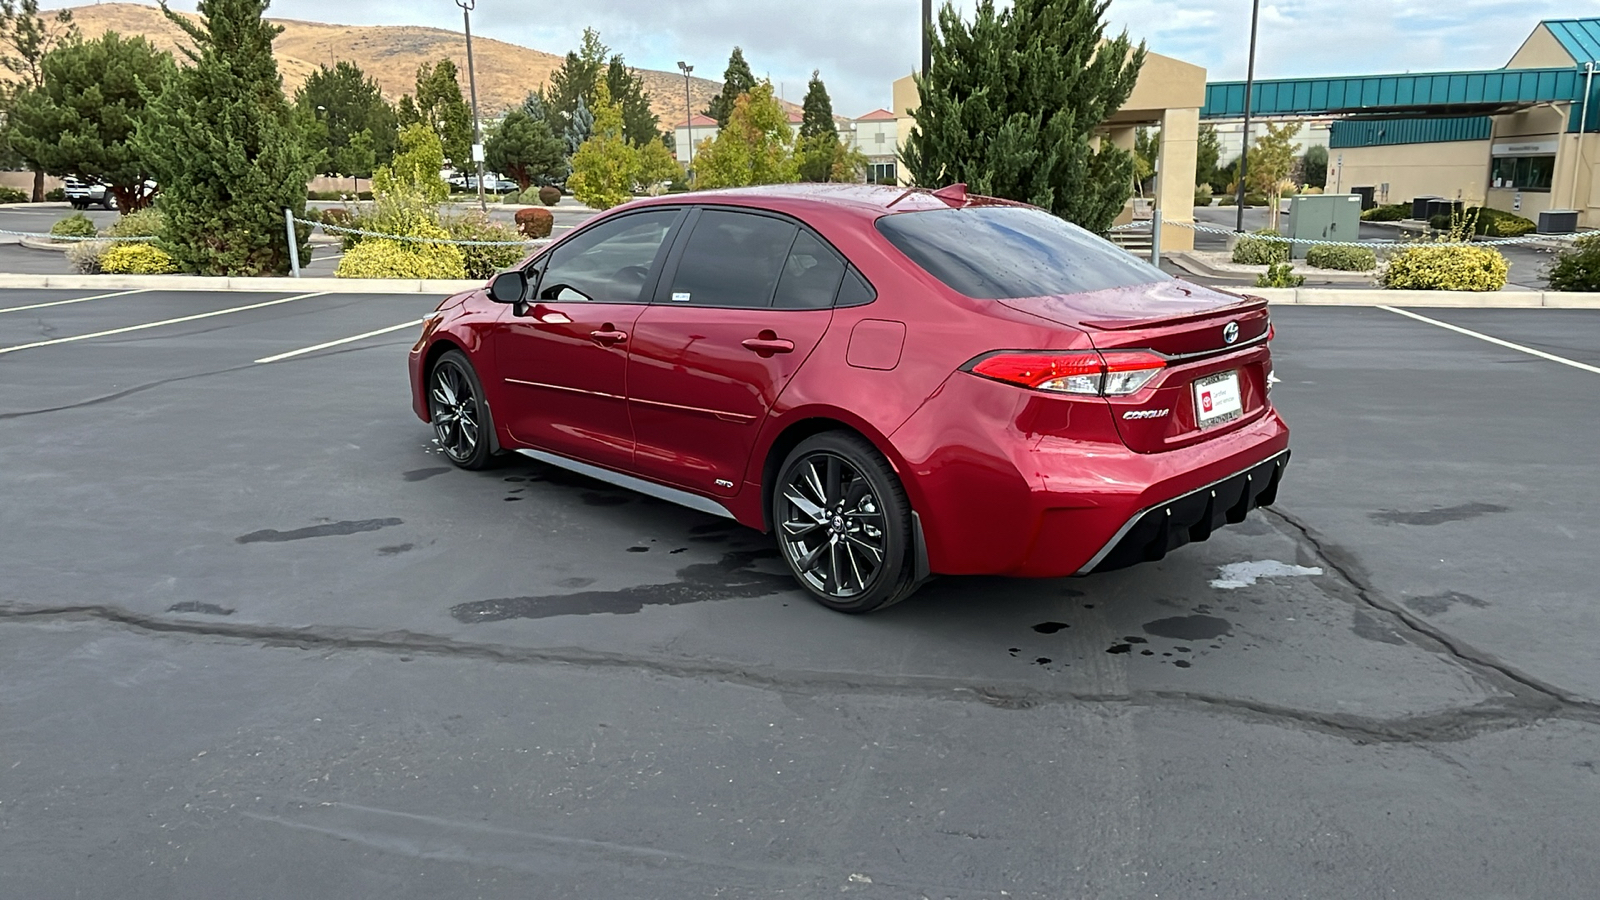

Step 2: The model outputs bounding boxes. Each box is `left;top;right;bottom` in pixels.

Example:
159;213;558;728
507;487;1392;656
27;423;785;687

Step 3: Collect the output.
741;337;795;357
589;329;628;347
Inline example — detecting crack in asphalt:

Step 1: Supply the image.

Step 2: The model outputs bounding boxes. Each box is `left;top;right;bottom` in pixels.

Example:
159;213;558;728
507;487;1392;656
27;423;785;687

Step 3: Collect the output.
3;600;1596;746
1265;506;1600;716
0;362;259;419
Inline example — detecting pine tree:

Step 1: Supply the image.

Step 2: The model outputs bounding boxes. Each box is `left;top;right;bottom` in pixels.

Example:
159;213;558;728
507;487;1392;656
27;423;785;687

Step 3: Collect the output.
485;102;564;189
1196;123;1221;190
414;59;472;167
545;28;608;128
604;54;658;148
137;0;312;276
705;47;756;129
396;93;419;127
9;31;174;211
799;70;834;140
901;0;1145;233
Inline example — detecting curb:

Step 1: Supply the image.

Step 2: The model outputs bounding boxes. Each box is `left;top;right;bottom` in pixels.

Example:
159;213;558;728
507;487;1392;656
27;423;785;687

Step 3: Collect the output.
18;236;70;252
1168;251;1375;284
0;273;484;293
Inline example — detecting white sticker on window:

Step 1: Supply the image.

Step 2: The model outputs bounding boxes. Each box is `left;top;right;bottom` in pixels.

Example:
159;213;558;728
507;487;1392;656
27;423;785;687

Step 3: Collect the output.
672;292;691;302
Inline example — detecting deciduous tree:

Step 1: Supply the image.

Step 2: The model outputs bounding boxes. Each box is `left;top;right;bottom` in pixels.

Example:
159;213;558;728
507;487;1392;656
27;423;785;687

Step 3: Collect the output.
567;82;634;209
415;58;472;168
295;60;397;176
1196;123;1221;191
138;0;312;275
692;81;796;189
0;0;78;199
1301;144;1328;189
372;122;448;203
901;0;1145;233
9;31;173;212
1246;121;1298;228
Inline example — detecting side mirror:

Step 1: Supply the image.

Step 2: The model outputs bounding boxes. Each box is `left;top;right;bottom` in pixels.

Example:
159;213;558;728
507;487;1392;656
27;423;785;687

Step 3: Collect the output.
488;269;528;305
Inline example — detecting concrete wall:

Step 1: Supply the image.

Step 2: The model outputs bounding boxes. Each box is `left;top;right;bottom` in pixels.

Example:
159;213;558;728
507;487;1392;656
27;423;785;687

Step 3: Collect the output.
1333;140;1492;207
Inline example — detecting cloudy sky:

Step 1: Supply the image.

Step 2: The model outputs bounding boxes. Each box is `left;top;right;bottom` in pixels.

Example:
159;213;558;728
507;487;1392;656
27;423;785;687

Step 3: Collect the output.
75;0;1584;116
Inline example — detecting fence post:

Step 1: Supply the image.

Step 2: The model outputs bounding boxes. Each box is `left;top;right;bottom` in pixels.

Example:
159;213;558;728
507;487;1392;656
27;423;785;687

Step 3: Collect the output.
1150;209;1162;268
284;208;301;278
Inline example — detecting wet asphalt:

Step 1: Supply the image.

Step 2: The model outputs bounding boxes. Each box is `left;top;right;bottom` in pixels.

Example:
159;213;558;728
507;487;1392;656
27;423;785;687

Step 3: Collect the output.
1;288;1598;897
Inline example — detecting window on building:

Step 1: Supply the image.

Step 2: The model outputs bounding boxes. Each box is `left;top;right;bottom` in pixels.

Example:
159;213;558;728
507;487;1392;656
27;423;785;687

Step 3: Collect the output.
875;131;886;145
870;162;897;185
1491;156;1555;191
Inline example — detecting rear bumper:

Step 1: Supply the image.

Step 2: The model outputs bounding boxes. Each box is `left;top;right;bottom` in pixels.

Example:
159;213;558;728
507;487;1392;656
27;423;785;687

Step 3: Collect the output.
1078;450;1288;574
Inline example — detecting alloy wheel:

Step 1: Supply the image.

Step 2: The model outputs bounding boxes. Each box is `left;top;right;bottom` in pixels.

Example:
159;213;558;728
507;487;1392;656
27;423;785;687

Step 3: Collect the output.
776;452;887;599
428;360;480;463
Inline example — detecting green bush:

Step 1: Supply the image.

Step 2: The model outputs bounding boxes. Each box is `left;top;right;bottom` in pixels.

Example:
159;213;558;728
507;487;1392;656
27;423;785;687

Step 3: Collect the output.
1380;243;1508;291
502;191;522;204
50;212;98;239
1546;234;1600;291
1468;207;1536;237
1231;231;1289;265
105;207;164;238
1215;194;1236;207
445;212;526;279
1361;203;1409;222
65;239;112;274
1255;263;1304;288
0;186;28;203
335;219;465;279
538;185;561;206
1305;244;1377;272
1242;193;1269;207
515;206;553;239
100;243;181;274
44;187;65;202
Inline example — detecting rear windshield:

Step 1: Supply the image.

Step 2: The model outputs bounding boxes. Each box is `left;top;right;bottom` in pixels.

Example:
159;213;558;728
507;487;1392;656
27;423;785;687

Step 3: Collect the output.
875;206;1169;300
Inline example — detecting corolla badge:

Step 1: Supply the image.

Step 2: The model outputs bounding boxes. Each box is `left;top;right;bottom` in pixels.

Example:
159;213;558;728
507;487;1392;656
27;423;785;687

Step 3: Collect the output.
1123;409;1171;420
1223;321;1240;344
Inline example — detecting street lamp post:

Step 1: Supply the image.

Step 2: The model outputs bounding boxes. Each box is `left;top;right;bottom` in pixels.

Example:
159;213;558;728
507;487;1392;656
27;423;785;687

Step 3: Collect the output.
1234;0;1260;233
456;0;488;214
677;61;694;183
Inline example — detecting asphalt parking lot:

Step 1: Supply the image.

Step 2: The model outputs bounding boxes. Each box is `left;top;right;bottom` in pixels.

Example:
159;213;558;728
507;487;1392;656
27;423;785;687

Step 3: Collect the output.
2;287;1597;898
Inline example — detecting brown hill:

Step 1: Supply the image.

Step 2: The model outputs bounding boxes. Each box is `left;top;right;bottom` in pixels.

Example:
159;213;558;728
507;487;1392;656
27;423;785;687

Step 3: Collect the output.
47;3;745;129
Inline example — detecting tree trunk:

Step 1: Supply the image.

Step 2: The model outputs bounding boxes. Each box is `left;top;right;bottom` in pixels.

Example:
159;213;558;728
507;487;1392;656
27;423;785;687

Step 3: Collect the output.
32;169;44;203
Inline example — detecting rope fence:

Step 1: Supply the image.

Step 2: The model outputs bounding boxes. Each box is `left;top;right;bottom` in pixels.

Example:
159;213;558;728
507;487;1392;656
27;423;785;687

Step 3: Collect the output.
1;228;159;243
1107;218;1586;249
295;216;553;249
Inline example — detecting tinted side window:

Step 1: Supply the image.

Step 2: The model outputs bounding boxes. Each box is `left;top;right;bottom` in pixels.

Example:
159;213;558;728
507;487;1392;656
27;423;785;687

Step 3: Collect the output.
537;209;678;303
772;230;846;310
668;210;798;308
835;268;876;307
876;206;1169;299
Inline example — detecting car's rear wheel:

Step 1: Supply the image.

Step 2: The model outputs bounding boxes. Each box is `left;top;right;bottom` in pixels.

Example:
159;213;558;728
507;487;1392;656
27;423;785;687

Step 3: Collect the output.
427;350;496;470
773;432;920;613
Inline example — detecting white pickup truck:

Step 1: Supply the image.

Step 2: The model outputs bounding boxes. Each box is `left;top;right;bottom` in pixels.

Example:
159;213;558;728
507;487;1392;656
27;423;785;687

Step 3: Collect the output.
63;177;157;210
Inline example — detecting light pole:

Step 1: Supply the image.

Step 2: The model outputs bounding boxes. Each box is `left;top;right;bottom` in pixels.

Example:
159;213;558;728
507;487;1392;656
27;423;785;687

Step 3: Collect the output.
456;0;488;214
677;61;694;183
1234;0;1260;233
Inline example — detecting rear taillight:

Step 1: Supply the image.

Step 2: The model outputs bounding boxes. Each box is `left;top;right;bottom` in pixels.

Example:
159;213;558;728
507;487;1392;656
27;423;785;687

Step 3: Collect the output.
968;350;1166;397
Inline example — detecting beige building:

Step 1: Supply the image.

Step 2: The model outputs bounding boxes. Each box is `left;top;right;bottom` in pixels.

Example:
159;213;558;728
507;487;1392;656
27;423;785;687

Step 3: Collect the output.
891;46;1207;251
1205;17;1600;228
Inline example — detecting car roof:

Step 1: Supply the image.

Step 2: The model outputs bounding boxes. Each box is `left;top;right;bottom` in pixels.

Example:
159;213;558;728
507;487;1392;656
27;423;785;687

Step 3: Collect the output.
624;182;1026;221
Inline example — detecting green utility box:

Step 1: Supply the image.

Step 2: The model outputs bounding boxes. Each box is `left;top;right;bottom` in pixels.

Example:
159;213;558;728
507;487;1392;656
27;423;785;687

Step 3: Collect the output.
1282;193;1364;259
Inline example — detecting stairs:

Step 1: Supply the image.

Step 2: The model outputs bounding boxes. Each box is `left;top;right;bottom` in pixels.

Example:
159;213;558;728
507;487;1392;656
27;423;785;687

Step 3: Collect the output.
1106;225;1153;255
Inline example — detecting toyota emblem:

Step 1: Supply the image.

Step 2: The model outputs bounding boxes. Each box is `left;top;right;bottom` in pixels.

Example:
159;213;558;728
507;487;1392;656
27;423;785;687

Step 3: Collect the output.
1222;321;1240;345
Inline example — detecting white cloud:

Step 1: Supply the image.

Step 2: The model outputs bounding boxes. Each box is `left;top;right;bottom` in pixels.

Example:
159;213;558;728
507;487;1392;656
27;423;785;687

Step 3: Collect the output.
66;0;1585;116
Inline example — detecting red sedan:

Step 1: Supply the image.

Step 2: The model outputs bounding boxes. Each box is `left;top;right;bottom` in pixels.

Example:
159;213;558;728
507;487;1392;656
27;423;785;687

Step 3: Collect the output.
409;184;1289;612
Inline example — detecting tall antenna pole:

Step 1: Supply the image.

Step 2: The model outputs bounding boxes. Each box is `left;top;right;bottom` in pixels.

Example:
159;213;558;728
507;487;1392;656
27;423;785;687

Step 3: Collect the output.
457;0;487;214
1234;0;1260;233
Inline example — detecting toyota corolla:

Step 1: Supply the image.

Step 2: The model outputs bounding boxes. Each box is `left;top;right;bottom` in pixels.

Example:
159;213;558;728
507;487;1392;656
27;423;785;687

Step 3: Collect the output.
409;183;1289;612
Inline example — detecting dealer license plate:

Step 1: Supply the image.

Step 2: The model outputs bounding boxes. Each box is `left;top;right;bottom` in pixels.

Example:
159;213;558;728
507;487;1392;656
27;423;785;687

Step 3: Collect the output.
1194;370;1244;428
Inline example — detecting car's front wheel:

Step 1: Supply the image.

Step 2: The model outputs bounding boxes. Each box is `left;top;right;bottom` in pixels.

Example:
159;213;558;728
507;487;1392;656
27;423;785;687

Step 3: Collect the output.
773;432;921;613
427;349;496;470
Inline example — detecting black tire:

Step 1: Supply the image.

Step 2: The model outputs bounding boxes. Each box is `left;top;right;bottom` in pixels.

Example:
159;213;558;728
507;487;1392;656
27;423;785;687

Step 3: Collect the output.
426;349;497;470
772;431;921;613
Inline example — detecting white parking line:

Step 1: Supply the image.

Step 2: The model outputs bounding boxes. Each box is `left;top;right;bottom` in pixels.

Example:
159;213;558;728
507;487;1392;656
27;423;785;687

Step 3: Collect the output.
254;318;424;364
1380;306;1600;376
0;288;149;314
0;291;328;356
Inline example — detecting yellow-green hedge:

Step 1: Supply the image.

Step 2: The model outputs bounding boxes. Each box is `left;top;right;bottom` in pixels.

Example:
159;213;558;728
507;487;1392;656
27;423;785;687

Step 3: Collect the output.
1379;244;1508;291
335;222;466;279
100;243;180;274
